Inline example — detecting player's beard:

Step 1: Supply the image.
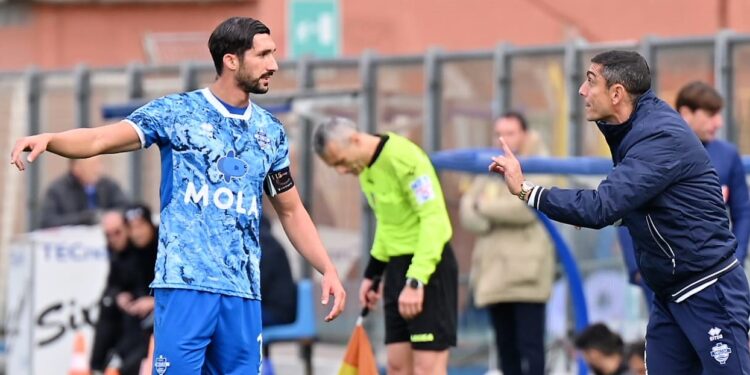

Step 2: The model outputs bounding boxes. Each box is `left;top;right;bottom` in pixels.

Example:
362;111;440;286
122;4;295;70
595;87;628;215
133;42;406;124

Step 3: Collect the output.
236;69;271;95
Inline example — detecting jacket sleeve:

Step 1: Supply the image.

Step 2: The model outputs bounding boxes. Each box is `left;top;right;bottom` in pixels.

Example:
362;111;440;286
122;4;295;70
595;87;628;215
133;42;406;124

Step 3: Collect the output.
39;185;96;228
529;131;682;229
459;178;491;234
727;151;750;263
101;178;129;209
401;161;452;285
102;262;122;300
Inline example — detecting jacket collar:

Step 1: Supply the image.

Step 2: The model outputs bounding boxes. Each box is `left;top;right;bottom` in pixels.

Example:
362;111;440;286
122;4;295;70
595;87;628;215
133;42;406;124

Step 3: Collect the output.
596;89;656;150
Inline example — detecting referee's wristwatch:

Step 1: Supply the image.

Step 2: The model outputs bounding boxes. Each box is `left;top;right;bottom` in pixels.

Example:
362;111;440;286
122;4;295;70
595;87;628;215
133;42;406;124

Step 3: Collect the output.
517;181;536;201
406;277;424;290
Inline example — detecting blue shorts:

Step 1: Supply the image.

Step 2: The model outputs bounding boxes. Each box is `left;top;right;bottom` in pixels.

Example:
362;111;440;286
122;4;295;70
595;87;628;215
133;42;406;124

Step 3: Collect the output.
151;288;263;375
646;266;750;375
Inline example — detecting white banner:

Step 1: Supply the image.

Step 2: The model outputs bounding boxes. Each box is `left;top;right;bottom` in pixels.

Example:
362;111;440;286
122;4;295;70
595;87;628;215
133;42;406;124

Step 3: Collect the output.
5;226;109;375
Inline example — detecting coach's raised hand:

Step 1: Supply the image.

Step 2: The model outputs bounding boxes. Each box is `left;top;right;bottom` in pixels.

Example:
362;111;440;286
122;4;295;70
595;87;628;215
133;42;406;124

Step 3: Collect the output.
489;137;525;197
10;133;52;171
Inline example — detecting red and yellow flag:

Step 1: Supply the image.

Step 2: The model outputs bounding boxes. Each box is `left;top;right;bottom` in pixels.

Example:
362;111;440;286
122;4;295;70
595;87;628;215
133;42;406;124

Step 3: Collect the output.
338;324;378;375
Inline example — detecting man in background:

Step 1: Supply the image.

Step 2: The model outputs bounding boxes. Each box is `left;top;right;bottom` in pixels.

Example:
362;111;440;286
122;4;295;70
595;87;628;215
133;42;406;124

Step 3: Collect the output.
574;323;629;375
459;112;554;375
675;81;750;264
111;204;158;375
91;210;133;373
259;214;297;327
39;156;128;228
626;341;646;375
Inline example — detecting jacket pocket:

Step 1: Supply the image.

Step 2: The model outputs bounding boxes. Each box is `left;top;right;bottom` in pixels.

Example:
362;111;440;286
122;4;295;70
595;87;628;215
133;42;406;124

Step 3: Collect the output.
646;214;676;274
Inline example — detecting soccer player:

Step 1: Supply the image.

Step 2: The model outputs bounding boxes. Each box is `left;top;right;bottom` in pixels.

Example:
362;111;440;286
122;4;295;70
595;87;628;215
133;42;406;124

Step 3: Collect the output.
489;50;750;374
10;17;345;375
313;117;458;375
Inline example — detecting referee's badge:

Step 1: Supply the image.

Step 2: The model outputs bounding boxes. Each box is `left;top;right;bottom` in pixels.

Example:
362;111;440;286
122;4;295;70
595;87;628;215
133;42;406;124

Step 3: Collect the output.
410;176;435;205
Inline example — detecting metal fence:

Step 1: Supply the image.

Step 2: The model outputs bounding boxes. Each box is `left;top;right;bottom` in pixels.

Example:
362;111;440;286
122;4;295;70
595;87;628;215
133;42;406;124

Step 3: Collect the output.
2;31;750;352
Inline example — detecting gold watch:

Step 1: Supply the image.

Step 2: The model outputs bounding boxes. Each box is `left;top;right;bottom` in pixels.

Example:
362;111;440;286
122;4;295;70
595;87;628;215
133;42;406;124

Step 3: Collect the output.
517;181;536;201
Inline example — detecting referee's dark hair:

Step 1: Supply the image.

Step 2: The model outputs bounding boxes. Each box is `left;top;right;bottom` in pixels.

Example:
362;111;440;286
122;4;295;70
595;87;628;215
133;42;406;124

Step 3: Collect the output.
209;17;271;75
574;323;625;356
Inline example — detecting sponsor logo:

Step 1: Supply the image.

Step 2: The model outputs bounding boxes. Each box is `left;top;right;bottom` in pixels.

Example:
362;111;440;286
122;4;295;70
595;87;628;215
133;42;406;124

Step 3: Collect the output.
183;182;259;218
410;333;435;343
217;150;249;182
709;327;724;342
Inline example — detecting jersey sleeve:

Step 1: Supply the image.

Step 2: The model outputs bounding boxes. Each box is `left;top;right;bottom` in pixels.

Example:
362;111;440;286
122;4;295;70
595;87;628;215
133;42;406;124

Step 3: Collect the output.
124;98;172;148
270;126;291;172
397;154;452;284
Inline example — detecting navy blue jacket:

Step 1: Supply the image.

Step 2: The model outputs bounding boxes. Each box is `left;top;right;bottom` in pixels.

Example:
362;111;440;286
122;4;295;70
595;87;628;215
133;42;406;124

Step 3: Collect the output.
526;90;739;302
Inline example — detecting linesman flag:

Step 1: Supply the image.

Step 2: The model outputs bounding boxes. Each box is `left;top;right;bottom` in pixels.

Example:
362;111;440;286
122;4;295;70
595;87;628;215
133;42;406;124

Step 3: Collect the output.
338;278;380;375
338;318;378;375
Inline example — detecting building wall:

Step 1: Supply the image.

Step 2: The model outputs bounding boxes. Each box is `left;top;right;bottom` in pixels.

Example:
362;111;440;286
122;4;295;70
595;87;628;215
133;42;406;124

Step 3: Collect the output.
2;0;750;71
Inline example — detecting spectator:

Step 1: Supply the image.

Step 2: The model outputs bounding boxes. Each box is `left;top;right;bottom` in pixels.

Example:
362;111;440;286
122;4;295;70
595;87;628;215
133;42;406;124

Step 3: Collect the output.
39;156;128;229
459;112;554;375
91;210;133;373
676;81;750;264
259;214;297;327
574;323;629;375
98;204;157;375
626;341;646;375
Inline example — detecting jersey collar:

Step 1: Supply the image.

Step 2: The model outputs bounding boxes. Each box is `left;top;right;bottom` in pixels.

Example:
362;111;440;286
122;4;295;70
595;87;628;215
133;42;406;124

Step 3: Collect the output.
200;88;253;121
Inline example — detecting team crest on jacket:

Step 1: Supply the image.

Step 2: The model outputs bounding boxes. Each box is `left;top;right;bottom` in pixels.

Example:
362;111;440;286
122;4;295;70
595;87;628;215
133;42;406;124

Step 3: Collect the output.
710;342;732;365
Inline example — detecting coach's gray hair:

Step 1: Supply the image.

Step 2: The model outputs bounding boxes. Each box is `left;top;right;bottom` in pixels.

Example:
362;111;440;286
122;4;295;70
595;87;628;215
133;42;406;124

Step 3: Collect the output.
313;117;358;156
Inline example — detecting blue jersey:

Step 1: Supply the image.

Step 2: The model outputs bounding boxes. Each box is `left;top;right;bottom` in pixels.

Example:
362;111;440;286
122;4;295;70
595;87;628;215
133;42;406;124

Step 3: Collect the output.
125;88;290;299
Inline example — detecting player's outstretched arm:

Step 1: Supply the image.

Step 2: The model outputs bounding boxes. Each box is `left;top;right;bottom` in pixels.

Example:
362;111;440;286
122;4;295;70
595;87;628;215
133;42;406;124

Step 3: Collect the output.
269;186;346;322
10;121;141;171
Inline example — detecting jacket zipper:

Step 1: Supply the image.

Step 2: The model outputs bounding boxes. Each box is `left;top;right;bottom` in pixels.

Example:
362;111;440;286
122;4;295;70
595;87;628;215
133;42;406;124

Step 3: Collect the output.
646;214;677;274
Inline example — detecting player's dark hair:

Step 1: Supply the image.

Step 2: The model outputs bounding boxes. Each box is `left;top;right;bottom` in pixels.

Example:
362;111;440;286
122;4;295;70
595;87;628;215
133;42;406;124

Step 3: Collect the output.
675;81;723;115
574;323;625;356
591;50;651;101
208;17;271;75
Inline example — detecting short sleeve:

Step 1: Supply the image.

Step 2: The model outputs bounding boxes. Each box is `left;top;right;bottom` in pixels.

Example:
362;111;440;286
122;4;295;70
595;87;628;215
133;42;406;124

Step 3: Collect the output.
270;127;291;172
124;98;171;148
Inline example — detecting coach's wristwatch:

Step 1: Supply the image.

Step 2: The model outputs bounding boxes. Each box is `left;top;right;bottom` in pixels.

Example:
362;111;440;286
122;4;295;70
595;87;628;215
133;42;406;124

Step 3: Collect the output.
517;181;536;201
406;277;424;290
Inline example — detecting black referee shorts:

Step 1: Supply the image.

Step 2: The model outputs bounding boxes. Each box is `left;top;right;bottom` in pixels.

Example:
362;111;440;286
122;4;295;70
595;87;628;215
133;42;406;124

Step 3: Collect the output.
383;243;457;351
